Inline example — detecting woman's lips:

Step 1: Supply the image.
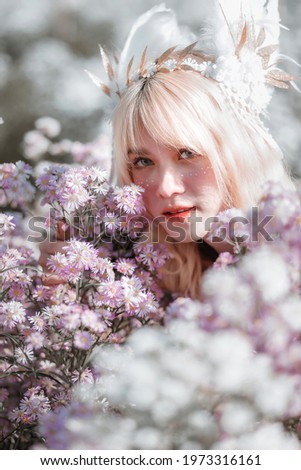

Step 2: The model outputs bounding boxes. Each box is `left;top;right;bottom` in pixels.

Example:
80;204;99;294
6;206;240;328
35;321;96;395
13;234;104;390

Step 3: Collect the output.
163;206;196;221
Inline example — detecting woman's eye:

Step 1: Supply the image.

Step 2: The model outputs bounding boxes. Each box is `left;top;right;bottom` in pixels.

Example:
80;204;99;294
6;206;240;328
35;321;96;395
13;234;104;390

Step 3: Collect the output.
132;157;153;168
179;149;195;159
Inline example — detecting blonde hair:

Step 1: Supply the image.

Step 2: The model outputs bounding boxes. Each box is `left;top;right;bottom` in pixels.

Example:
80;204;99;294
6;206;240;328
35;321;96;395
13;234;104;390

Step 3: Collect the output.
112;61;293;299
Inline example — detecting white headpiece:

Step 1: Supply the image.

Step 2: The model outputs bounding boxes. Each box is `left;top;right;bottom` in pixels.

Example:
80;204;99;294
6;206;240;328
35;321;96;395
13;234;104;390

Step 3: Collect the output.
87;1;297;129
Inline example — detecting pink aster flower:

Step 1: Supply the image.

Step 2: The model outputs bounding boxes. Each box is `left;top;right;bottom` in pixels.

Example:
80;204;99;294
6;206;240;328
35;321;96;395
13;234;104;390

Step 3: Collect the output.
134;243;169;271
103;211;121;233
8;407;27;424
71;368;94;384
0;301;26;329
134;291;159;317
39;360;56;371
60;186;90;212
90;180;110;197
19;391;51;420
121;276;143;298
28;313;47;331
80;308;106;334
0;213;15;235
24;331;46;350
213;252;239;270
115;258;137;276
42;305;63;327
60;308;81;331
14;346;35;365
8;284;27;301
74;331;94;350
87;167;107;184
36;172;54;191
63;240;98;271
95;280;123;309
0;161;35;207
91;256;115;281
46;252;69;273
1;248;26;266
135;269;153;285
113;185;145;215
122;292;142;315
52;390;71;410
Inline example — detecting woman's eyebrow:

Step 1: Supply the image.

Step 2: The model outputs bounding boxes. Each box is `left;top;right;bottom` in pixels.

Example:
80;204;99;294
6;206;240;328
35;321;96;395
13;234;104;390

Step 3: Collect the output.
127;148;150;156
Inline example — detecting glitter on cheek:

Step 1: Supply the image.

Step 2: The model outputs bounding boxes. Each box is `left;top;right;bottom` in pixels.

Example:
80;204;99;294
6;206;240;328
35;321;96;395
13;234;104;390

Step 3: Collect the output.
135;178;154;189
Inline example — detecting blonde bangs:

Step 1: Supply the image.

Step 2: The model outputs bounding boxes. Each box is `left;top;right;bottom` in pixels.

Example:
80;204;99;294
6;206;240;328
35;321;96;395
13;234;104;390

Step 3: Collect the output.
129;72;215;152
113;66;292;203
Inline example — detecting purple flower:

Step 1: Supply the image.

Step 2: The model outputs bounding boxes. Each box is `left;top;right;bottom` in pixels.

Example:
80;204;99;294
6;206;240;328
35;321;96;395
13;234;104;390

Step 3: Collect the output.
19;390;51;421
113;185;145;215
71;368;94;384
115;258;137;276
95;280;123;309
0;213;15;236
0;301;26;329
74;331;94;350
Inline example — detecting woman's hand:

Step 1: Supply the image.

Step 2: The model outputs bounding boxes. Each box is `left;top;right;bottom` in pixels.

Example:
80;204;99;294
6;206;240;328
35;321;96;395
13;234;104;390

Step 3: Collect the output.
38;221;70;286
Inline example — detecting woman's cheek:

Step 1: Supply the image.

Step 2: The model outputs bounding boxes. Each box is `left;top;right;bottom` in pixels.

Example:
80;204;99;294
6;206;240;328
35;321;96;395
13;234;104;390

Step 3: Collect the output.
133;178;157;216
133;175;157;191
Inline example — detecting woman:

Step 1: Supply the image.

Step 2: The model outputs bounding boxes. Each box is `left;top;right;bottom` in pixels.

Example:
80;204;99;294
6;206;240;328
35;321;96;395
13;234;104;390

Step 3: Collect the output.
40;3;295;299
110;57;293;299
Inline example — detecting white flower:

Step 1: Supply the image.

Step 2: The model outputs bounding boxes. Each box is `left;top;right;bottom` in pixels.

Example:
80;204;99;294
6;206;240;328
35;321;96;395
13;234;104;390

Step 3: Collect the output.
0;301;26;328
240;246;291;303
254;374;297;417
217;423;300;450
15;346;35;365
0;213;15;235
35;116;61;138
22;130;50;160
219;401;258;435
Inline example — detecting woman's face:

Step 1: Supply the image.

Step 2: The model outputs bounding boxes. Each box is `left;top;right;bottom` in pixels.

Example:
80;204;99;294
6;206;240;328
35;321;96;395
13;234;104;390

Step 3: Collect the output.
128;128;225;242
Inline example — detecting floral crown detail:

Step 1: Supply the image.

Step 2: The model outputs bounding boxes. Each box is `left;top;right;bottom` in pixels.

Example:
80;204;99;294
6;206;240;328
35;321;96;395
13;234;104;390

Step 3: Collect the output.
86;2;298;121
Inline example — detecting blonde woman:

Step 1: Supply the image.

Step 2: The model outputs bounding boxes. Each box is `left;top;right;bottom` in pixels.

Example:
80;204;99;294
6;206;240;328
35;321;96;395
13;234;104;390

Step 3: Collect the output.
39;3;296;299
111;58;293;298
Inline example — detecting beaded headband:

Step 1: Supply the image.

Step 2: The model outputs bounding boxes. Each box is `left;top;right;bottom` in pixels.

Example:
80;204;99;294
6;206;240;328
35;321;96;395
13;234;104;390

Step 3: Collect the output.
86;1;297;128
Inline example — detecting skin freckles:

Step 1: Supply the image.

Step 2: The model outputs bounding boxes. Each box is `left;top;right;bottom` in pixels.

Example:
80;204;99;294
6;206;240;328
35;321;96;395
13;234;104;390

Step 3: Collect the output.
128;128;225;243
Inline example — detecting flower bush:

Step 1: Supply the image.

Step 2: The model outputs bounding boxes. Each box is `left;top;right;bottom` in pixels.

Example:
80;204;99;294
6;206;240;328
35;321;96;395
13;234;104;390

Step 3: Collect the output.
1;119;301;450
38;182;301;450
0;158;168;449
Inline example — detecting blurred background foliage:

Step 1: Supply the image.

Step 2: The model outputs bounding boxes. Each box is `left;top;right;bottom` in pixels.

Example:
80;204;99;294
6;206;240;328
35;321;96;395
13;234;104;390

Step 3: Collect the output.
0;0;300;175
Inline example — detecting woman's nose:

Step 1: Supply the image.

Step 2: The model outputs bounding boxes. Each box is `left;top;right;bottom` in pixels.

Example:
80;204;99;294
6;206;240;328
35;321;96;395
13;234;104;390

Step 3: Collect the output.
155;168;185;198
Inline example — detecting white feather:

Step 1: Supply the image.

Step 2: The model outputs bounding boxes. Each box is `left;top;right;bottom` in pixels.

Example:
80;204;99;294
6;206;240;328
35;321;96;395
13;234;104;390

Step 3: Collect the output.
199;0;280;56
117;3;195;90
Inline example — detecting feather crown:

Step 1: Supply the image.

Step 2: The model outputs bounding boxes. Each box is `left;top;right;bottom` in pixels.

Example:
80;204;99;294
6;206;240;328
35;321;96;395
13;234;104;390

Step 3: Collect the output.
86;1;298;122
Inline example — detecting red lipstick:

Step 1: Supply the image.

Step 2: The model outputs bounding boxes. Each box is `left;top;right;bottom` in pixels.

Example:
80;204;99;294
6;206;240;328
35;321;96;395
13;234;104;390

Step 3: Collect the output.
163;206;195;221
